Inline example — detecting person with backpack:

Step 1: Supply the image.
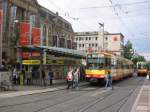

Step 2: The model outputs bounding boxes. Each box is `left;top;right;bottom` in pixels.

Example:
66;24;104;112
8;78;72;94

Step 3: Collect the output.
42;69;46;86
105;71;113;90
48;68;54;86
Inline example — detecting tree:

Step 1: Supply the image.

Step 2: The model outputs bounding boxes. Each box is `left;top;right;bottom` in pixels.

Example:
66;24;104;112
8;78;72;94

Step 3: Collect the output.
132;56;146;65
124;40;133;60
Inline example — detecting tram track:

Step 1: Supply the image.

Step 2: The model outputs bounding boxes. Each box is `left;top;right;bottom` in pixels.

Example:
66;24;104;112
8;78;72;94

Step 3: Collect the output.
78;77;144;112
0;84;94;109
32;86;103;112
0;77;144;112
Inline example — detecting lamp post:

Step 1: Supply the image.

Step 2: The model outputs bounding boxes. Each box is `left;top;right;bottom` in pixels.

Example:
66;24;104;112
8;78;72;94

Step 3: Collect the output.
0;10;3;66
99;22;104;51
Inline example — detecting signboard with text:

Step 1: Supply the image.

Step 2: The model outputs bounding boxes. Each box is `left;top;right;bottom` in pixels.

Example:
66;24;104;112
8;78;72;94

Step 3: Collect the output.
32;27;41;46
19;22;30;46
22;60;41;65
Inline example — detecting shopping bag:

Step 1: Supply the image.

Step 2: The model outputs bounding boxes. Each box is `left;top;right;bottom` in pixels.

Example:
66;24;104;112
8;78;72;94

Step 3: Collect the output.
146;75;149;80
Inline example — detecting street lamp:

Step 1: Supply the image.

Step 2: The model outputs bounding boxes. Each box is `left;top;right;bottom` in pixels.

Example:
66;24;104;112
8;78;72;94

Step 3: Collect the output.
99;22;104;51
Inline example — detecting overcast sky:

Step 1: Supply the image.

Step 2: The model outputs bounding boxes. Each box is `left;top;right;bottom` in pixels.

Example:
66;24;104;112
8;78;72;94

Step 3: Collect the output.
37;0;150;60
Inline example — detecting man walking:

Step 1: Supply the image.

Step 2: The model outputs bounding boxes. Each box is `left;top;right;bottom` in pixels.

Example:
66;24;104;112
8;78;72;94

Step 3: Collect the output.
48;68;54;86
66;69;73;89
42;69;46;86
105;71;113;90
74;68;80;90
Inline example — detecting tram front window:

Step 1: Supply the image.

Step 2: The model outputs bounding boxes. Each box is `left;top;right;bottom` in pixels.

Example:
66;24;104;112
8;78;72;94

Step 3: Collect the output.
87;58;105;70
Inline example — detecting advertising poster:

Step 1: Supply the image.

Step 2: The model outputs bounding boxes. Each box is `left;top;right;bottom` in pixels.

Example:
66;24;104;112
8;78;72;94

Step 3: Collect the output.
19;22;30;46
32;27;41;46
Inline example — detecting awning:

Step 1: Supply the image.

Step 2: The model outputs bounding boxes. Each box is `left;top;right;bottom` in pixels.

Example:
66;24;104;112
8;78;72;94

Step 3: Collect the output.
16;45;86;58
40;46;86;58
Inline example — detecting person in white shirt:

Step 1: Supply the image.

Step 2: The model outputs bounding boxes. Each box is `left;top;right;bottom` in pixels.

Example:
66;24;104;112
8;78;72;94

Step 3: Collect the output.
66;69;74;89
73;68;80;90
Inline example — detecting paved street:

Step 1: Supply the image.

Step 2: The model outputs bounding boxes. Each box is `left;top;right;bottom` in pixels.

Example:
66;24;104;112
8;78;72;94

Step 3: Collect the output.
0;76;145;112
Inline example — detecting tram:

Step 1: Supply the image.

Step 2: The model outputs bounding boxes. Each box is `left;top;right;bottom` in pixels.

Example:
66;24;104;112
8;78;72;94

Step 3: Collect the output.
85;52;134;84
137;62;148;76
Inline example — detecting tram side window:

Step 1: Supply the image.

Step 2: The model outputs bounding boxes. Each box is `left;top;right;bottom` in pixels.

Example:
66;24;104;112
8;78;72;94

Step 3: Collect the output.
105;58;111;69
138;64;141;69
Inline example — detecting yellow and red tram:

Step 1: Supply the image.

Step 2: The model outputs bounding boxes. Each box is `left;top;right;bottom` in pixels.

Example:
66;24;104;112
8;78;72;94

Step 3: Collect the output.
85;52;134;84
137;62;148;76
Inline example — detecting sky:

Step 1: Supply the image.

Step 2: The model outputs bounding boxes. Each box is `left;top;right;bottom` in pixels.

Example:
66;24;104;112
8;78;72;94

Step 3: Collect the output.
37;0;150;60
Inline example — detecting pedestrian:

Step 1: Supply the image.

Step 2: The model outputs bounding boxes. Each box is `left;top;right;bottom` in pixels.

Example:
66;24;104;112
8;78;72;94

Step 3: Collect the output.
26;69;32;85
66;69;74;89
19;70;24;85
133;69;137;77
12;67;17;85
48;68;54;86
42;69;46;86
147;70;150;80
105;71;113;90
73;68;80;90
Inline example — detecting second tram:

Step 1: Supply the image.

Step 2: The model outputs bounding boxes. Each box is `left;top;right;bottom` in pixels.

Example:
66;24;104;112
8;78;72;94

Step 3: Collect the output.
137;62;148;76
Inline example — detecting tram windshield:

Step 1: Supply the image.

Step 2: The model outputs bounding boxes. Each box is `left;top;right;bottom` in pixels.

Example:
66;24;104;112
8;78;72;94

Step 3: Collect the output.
86;54;111;70
137;63;147;69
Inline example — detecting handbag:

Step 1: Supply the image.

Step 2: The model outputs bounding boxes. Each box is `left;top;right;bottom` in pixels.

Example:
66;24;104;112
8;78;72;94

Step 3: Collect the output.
146;74;149;80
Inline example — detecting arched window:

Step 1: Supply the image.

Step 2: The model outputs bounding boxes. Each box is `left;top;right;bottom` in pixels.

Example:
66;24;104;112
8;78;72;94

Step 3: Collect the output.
48;27;52;46
42;25;47;46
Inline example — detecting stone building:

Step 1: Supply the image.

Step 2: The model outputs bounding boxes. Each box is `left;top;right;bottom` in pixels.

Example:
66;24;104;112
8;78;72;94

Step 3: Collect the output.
0;0;74;65
0;0;39;64
105;33;124;56
74;31;124;56
39;5;74;48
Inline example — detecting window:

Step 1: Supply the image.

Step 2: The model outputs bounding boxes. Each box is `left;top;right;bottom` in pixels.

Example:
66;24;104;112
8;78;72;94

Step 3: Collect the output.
79;37;81;41
86;37;88;40
92;43;94;47
89;37;91;40
76;37;78;41
89;43;91;47
82;44;84;47
79;44;81;47
95;37;97;40
95;43;98;47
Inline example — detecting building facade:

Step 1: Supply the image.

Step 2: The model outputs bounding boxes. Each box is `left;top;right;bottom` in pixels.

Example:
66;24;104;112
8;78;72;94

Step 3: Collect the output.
0;0;39;64
74;31;99;52
105;33;124;56
0;0;78;83
74;31;124;56
39;6;74;49
0;0;74;65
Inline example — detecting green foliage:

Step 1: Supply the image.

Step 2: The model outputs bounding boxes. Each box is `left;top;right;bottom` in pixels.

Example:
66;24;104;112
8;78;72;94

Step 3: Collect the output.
132;56;146;65
124;40;133;60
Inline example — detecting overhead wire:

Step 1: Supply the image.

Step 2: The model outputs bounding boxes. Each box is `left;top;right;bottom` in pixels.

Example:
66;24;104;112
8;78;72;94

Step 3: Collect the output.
108;0;135;38
108;0;150;57
47;0;96;31
46;0;149;39
114;0;150;40
80;1;150;9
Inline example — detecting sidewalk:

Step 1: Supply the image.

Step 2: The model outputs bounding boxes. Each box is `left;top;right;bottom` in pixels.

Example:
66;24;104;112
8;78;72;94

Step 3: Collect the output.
131;79;150;112
0;81;87;99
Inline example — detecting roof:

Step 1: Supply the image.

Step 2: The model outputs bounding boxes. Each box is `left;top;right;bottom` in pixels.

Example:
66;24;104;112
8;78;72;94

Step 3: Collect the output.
105;33;124;38
16;45;86;58
40;46;86;58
